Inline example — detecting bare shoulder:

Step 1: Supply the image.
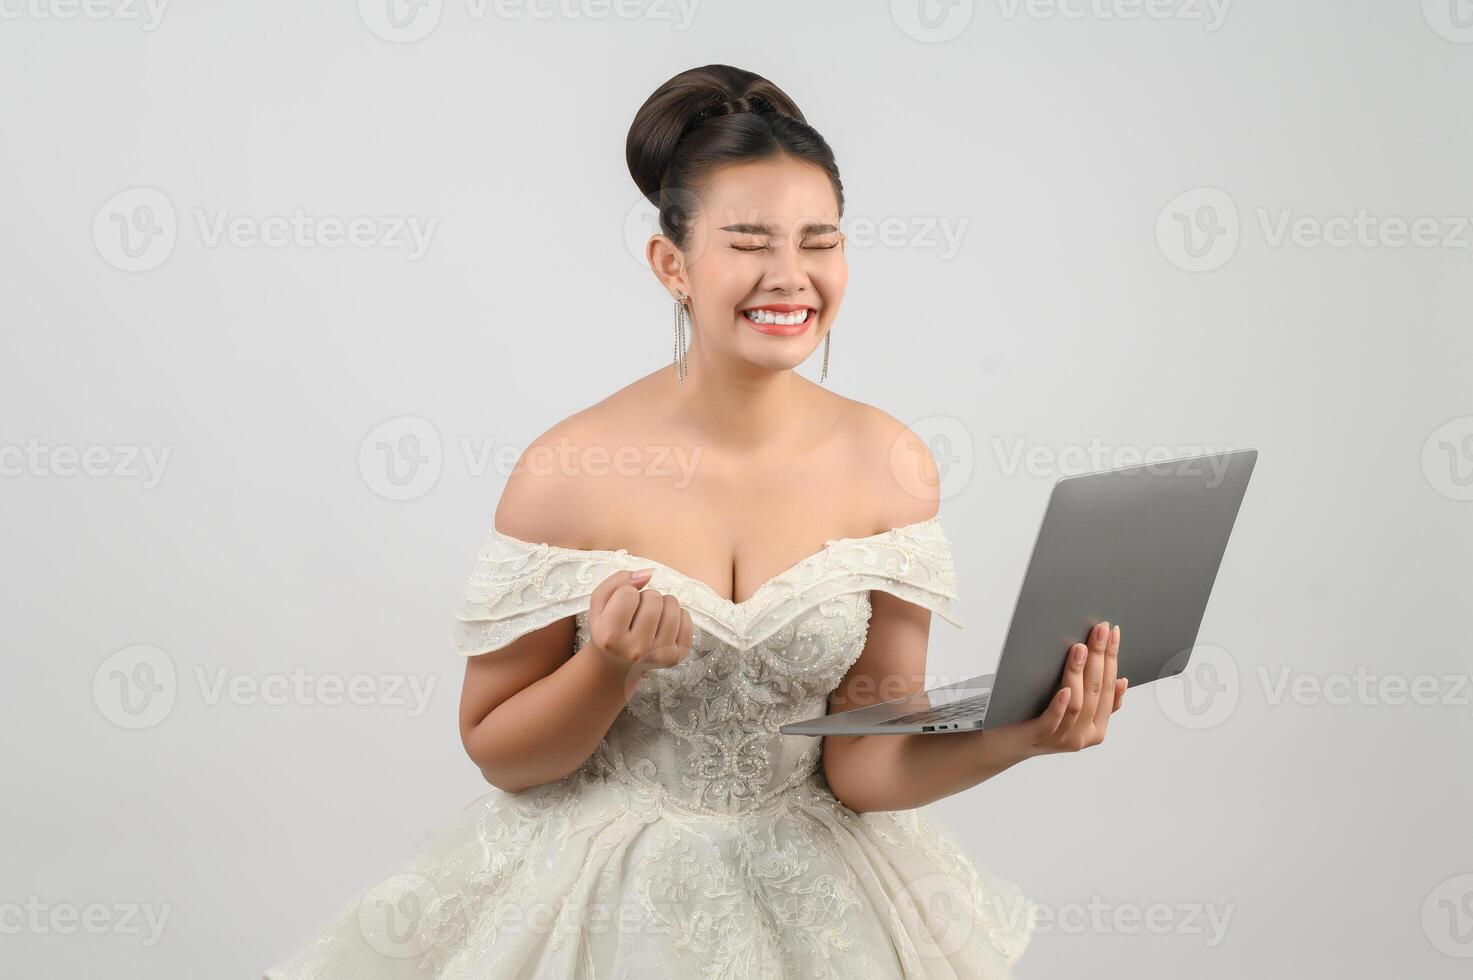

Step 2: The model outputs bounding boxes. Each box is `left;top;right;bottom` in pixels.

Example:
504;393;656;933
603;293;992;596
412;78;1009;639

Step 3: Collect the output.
492;396;627;548
840;396;942;529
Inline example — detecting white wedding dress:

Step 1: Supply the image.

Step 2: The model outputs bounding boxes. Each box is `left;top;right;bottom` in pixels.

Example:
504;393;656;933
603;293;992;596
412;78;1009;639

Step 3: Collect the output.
264;515;1037;979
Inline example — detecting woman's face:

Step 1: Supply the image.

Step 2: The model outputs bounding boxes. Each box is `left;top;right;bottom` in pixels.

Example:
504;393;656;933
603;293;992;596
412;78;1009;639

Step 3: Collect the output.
651;155;847;379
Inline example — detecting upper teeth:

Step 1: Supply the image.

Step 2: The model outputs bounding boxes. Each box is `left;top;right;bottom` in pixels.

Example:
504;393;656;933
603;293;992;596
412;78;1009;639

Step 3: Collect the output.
744;309;810;325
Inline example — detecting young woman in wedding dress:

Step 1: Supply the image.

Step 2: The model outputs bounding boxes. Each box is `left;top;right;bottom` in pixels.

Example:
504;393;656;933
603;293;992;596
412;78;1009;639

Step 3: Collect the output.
265;64;1128;980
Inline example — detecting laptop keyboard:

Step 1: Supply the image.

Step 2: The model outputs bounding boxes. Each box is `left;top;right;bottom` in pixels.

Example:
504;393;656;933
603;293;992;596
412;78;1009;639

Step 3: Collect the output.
877;691;991;727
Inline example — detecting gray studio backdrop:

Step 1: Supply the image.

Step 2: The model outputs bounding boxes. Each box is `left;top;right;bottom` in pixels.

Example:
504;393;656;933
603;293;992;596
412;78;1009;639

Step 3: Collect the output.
3;2;1470;977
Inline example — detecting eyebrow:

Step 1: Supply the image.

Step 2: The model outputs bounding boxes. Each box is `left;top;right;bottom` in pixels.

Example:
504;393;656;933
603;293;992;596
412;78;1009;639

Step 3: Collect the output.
718;222;840;236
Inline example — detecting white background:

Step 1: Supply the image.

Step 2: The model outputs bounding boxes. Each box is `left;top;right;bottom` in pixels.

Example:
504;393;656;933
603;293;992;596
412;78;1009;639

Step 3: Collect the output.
3;1;1471;976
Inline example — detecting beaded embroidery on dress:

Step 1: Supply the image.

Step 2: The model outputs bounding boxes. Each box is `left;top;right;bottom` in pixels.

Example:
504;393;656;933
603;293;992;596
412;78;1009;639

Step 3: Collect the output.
264;515;1037;979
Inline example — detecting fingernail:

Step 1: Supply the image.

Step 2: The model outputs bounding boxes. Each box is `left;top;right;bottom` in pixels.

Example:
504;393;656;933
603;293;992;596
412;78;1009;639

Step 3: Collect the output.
1074;644;1088;665
632;568;654;584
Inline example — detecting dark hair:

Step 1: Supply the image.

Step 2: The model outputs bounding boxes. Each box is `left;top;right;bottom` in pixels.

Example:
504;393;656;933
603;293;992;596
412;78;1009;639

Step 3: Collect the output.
625;64;845;250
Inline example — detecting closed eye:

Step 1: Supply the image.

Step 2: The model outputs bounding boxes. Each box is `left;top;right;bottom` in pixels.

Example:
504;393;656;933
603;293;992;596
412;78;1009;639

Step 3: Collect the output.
731;241;839;252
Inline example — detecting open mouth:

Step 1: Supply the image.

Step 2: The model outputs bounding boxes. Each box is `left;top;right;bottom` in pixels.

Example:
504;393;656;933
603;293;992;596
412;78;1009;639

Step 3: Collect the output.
740;306;817;334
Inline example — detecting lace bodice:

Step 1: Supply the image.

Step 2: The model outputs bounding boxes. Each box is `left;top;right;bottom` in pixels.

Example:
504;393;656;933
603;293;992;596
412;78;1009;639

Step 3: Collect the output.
450;516;965;816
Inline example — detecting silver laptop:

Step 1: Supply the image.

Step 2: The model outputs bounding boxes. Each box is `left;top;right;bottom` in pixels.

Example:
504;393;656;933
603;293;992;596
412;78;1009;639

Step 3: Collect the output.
780;448;1257;736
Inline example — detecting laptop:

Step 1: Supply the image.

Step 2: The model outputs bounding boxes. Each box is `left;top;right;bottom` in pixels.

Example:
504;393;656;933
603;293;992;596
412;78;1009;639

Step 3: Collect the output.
780;448;1257;736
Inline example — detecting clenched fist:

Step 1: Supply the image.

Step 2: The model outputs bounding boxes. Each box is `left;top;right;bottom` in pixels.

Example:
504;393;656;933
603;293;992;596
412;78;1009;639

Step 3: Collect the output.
586;568;694;673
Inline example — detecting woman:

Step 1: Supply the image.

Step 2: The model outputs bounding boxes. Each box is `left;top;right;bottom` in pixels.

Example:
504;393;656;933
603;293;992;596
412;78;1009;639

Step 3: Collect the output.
266;63;1127;979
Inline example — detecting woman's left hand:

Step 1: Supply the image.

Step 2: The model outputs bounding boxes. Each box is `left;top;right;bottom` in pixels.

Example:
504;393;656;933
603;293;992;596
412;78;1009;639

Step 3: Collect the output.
997;620;1127;760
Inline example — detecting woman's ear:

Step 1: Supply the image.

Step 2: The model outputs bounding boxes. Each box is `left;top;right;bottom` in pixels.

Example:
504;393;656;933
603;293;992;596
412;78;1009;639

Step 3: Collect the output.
646;234;688;297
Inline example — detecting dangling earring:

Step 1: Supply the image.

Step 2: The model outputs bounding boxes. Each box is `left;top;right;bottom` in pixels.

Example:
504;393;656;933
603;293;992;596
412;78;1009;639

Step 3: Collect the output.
672;291;690;387
820;330;830;383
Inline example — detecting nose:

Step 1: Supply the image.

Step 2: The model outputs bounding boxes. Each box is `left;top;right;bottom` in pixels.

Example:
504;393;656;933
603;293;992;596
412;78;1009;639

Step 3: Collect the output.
760;237;810;295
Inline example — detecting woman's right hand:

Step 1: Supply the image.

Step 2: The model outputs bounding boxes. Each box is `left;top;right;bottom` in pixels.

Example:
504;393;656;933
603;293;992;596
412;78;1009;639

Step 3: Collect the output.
586;568;693;671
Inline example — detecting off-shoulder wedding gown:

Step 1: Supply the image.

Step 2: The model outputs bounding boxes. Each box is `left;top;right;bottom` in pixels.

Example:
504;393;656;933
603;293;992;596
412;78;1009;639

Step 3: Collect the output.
264;515;1037;979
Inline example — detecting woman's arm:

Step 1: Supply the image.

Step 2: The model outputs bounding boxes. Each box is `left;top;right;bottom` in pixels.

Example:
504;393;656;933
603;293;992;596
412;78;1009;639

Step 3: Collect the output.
459;617;636;794
822;416;1127;812
459;560;691;792
821;592;1127;813
458;441;692;794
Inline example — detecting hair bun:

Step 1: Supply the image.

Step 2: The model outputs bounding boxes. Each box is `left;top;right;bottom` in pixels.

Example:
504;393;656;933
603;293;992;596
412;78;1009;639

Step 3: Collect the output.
626;66;809;205
625;65;843;248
